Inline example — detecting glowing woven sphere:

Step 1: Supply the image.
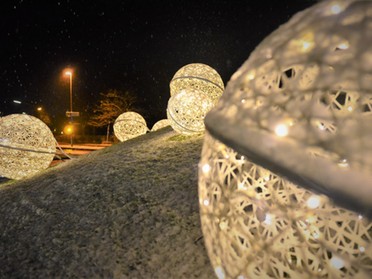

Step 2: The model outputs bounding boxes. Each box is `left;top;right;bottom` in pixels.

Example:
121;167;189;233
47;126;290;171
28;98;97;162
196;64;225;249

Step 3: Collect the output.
199;1;372;278
113;111;148;142
151;119;170;132
169;63;224;101
0;114;56;180
167;89;216;135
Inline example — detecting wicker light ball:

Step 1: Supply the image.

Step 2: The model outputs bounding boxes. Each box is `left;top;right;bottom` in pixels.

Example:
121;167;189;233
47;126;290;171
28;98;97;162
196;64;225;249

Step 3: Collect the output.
199;1;372;278
169;63;224;101
167;89;216;135
151;119;170;132
113;111;148;142
0;114;56;180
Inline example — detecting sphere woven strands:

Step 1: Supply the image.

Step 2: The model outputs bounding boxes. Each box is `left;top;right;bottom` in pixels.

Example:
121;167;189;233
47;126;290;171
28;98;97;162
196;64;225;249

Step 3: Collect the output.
151;119;170;132
113;112;148;142
169;63;224;101
199;1;372;279
204;0;372;215
199;132;372;279
167;89;216;135
0;114;56;180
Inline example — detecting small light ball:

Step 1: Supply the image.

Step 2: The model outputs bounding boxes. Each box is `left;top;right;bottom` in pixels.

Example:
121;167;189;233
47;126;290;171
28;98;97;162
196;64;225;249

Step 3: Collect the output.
199;1;372;278
167;89;215;135
151;119;170;132
0;114;56;180
170;63;224;101
113;111;148;142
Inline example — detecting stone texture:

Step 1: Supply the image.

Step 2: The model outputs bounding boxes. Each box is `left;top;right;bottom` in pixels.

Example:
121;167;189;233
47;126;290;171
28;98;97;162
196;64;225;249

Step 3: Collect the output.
0;127;214;278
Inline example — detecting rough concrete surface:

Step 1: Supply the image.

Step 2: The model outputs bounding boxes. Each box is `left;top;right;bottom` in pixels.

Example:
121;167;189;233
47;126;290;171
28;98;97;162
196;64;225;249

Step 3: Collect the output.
0;127;215;278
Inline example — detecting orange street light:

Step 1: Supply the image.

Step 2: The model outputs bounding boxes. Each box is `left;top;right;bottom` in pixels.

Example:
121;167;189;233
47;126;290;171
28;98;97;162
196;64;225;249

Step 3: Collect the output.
64;124;74;135
64;68;74;147
64;69;73;116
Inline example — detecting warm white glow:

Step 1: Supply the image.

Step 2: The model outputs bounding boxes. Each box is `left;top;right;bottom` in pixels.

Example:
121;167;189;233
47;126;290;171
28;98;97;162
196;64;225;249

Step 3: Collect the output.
274;124;289;137
167;64;224;135
337;42;349;50
263;213;273;225
151;119;170;132
169;63;224;99
167;88;215;135
202;163;211;174
330;4;342;15
198;1;372;278
307;195;321;209
302;40;313;52
0;114;56;180
199;133;372;278
219;219;228;230
317;122;326;130
64;70;72;76
330;256;345;269
214;266;225;279
246;71;255;81
338;158;349;168
238;182;246;190
113;112;148;142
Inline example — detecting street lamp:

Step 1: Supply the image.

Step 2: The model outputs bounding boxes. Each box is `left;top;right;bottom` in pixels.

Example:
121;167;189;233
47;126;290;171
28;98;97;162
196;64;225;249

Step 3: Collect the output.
64;68;73;147
64;69;73;116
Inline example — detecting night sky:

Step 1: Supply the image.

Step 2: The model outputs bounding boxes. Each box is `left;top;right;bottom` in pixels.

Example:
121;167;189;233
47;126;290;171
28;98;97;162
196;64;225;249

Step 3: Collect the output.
0;0;315;132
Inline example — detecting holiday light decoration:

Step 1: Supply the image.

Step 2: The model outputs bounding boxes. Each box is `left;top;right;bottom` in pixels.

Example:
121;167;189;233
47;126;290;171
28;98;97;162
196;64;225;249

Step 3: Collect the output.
151;119;170;132
167;88;216;135
169;63;224;101
113;111;148;142
0;114;56;180
167;63;224;135
199;1;372;278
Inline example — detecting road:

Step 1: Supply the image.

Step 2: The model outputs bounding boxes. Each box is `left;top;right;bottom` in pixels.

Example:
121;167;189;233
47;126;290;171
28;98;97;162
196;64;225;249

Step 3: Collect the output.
52;143;113;165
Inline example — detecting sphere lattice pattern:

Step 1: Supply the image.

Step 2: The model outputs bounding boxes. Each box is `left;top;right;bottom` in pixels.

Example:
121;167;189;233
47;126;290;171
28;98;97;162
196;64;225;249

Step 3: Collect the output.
205;1;372;213
170;63;224;101
151;119;170;132
200;1;372;278
167;89;216;135
0;114;56;180
113;112;148;142
199;132;372;279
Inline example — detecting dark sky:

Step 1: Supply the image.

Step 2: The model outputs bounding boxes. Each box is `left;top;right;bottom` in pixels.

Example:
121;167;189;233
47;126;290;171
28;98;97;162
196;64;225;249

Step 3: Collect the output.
0;0;315;130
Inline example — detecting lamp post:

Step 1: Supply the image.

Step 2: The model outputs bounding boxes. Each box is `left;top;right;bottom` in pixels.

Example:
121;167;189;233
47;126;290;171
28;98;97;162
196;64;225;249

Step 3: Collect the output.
64;69;73;147
64;70;73;116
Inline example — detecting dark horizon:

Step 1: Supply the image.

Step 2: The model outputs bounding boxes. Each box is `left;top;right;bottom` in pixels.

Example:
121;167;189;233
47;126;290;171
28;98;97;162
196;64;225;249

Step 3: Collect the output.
0;0;315;132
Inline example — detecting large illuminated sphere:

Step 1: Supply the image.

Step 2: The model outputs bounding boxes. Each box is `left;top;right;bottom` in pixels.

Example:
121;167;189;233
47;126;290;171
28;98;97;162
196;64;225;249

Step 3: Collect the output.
0;114;56;180
167;89;216;135
169;63;224;101
199;1;372;278
113;111;148;142
151;119;170;132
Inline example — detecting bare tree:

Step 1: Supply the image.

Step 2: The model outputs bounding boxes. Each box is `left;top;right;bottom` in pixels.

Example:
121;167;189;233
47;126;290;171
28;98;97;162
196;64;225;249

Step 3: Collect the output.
88;89;138;141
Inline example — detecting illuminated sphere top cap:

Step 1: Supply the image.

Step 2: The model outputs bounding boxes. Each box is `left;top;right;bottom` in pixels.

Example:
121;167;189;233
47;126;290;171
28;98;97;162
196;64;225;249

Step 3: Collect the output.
0;114;56;180
205;0;372;216
151;119;170;132
113;111;148;142
169;63;224;100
